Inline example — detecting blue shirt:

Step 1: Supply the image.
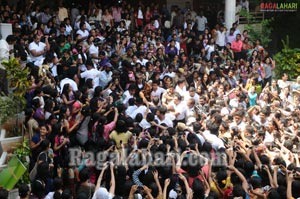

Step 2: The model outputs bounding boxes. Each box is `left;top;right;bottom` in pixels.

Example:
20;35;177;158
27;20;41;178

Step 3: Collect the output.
248;92;257;107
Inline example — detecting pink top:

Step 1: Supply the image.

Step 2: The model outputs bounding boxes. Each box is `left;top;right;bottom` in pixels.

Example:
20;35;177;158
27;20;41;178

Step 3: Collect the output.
231;40;243;52
177;164;209;187
103;121;116;141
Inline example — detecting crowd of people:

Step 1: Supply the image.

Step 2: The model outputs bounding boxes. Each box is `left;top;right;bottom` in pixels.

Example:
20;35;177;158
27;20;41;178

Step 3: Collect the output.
0;0;299;199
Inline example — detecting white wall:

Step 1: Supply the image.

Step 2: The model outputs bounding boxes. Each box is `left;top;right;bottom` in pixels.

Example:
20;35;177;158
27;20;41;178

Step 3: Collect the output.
0;23;13;40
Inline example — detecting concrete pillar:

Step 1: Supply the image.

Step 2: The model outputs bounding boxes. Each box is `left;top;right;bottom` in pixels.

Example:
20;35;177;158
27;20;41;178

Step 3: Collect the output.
225;0;236;29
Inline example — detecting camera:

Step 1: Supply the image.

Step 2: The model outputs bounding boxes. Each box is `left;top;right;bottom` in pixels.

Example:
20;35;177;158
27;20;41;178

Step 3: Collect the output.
137;186;143;192
193;63;201;70
233;146;240;152
231;126;239;136
94;38;103;46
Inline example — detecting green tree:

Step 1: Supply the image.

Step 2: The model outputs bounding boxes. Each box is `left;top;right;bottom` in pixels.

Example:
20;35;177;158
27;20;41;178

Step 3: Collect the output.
240;9;273;48
274;36;300;79
0;58;30;126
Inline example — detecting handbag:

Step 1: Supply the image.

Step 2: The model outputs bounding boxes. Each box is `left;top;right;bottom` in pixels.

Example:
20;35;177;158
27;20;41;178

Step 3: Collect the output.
29;151;47;181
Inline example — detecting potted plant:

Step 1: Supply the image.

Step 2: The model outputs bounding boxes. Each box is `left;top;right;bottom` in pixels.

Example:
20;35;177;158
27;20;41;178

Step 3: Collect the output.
0;58;31;196
0;139;29;193
12;139;31;185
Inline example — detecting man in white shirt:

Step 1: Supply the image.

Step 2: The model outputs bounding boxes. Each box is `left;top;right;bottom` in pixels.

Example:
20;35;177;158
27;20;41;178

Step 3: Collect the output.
196;116;224;150
0;35;16;95
128;97;148;119
168;93;187;125
277;73;289;90
136;52;148;66
205;39;216;60
89;40;99;57
184;87;199;105
125;98;138;117
122;84;137;106
155;106;173;127
89;38;100;66
248;106;269;127
99;62;113;89
175;78;187;97
216;25;226;50
229;110;246;131
29;34;50;67
139;114;152;129
78;58;101;88
185;98;197;127
160;67;176;79
195;11;207;35
76;22;89;41
201;128;225;151
75;16;92;31
49;54;59;77
151;80;166;104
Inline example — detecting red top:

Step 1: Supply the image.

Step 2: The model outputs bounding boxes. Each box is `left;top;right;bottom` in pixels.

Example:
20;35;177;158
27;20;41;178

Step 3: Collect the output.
231;40;243;52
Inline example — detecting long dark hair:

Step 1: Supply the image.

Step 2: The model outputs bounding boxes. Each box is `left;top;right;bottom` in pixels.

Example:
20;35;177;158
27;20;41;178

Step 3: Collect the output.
44;99;54;113
61;83;71;101
85;78;94;89
24;108;34;128
192;178;205;199
90;112;106;137
58;105;68;123
95;115;107;137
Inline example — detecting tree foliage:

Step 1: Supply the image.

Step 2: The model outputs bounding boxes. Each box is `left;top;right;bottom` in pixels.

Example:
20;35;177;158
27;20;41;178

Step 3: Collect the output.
1;58;30;98
274;35;300;79
240;10;273;48
0;58;30;126
0;95;20;125
13;139;31;186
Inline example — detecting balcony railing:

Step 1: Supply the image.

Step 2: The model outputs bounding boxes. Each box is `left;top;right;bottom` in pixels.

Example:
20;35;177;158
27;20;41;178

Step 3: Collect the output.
239;12;265;24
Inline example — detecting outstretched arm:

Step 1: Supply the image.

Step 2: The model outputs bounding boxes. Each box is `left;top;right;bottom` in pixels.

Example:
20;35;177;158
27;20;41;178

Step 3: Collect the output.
109;162;116;195
95;162;109;191
163;179;170;199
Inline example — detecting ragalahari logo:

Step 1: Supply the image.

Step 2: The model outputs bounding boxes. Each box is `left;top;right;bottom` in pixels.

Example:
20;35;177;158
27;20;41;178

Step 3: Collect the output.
260;2;298;12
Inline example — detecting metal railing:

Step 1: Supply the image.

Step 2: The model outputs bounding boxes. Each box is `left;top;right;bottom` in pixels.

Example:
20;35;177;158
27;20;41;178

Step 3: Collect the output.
239;12;265;24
